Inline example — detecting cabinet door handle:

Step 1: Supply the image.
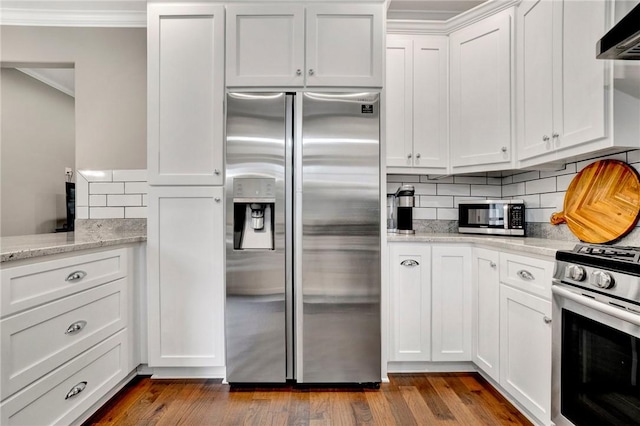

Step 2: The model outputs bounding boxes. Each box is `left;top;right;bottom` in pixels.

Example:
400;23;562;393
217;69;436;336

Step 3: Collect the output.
296;69;302;76
401;259;419;267
65;270;87;282
308;69;315;76
517;270;535;281
552;133;559;139
407;153;412;159
214;197;221;203
543;316;552;324
214;169;221;175
542;135;550;142
65;381;87;400
65;320;87;335
501;146;507;153
489;261;497;268
415;153;421;159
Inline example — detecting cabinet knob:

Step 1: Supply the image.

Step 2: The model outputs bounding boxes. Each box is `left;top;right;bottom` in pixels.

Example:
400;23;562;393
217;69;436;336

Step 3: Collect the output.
65;270;87;282
542;135;550;142
65;320;87;335
401;259;419;267
65;381;88;400
552;133;559;138
489;261;497;268
296;69;302;76
501;146;507;153
308;69;315;76
543;316;552;324
214;197;221;203
407;153;412;159
416;153;421;159
214;169;221;175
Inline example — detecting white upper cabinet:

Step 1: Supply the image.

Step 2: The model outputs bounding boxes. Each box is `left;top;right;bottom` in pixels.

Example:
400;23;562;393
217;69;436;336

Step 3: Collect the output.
226;5;305;87
449;8;514;173
386;34;448;174
147;4;225;186
226;3;383;87
517;0;609;166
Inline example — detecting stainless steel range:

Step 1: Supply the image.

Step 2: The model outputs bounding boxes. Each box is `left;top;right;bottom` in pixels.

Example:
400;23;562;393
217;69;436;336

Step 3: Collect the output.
552;244;640;426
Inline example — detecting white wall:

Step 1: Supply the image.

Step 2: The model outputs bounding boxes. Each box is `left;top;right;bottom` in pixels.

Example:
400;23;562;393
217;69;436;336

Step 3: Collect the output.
0;25;147;170
1;68;75;236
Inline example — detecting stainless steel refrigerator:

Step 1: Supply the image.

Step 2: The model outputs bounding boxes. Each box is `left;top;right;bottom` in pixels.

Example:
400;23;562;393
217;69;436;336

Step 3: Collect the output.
225;92;380;384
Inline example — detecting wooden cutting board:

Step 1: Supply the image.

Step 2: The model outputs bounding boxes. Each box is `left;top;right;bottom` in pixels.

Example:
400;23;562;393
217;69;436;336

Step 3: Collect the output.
550;160;640;243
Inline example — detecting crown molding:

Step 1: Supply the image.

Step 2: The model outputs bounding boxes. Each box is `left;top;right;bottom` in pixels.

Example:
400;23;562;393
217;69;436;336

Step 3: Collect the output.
0;8;146;27
16;68;75;97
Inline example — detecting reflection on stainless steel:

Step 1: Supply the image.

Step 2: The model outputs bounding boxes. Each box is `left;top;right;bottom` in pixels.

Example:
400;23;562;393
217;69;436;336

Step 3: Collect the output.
225;91;380;384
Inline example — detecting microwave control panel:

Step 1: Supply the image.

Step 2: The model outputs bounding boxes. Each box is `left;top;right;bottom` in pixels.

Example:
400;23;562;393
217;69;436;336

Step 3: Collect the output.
510;205;524;229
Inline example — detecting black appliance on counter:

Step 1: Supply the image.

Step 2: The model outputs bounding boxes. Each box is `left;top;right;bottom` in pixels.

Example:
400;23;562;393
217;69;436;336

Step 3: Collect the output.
56;182;75;232
395;184;415;234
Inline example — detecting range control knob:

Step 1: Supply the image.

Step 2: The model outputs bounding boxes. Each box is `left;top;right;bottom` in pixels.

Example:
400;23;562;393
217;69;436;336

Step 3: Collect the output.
590;270;615;289
565;265;586;282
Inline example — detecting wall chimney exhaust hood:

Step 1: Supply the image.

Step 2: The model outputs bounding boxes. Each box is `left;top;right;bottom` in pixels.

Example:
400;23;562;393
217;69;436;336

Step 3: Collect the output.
597;2;640;60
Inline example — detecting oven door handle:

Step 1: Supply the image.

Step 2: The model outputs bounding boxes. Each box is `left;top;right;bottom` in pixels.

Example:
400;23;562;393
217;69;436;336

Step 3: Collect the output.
552;285;640;327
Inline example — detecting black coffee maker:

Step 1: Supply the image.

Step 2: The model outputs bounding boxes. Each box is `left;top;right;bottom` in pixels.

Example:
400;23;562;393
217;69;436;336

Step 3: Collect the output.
395;185;415;234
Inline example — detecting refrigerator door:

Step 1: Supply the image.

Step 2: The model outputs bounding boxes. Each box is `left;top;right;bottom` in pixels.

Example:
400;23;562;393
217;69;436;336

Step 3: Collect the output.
225;92;290;383
299;92;381;383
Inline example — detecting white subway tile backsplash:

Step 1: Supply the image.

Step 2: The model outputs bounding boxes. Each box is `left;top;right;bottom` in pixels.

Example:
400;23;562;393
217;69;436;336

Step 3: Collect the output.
501;175;513;185
454;176;487;184
525;177;556;194
76;206;89;220
413;183;437;195
512;170;540;183
502;182;525;197
487;177;502;185
90;207;124;219
437;208;458;220
90;182;125;195
422;175;454;183
438;184;470;196
420;195;454;208
520;194;540;208
388;174;419;183
113;169;148;182
454;197;486;207
125;206;148;219
627;150;640;164
526;208;557;223
470;185;501;197
413;208;437;220
557;173;577;191
576;152;627;171
539;163;577;178
540;192;565;210
125;182;148;194
89;194;107;207
78;170;113;182
108;194;142;207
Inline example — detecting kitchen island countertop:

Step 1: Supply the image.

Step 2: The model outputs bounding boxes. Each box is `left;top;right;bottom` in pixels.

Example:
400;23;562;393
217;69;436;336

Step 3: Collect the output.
387;233;577;258
1;231;146;263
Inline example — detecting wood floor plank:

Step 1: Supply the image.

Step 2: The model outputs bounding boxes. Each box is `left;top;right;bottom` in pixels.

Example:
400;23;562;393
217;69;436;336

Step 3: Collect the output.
459;375;532;425
178;380;229;425
429;375;495;425
382;380;418;426
287;391;310;426
309;390;331;425
399;385;441;424
364;386;398;425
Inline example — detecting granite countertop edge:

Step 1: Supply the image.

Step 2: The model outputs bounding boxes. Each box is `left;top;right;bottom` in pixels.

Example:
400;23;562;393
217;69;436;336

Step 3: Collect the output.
1;233;147;263
387;233;577;257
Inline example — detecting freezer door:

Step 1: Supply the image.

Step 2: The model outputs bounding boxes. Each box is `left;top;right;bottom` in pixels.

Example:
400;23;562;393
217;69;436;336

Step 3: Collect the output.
299;92;381;383
225;92;290;383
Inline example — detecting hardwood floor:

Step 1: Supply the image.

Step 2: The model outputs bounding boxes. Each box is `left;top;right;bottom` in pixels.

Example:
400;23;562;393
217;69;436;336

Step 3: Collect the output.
84;373;532;425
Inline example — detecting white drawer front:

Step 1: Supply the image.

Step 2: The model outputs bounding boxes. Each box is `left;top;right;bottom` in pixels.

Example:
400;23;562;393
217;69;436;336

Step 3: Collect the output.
1;248;127;317
1;330;129;426
1;279;127;399
499;252;554;299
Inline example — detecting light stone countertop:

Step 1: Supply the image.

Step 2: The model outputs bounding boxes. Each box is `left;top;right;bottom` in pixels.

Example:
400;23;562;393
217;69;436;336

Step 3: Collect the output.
1;231;147;263
387;233;577;258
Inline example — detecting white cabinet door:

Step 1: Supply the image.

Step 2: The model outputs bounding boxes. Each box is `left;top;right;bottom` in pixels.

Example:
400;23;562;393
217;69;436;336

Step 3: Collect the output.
500;284;552;425
305;4;383;87
388;243;431;362
472;248;500;382
147;4;225;186
147;186;225;367
412;36;449;171
450;8;514;171
431;246;472;362
226;5;305;87
516;0;555;161
385;36;413;168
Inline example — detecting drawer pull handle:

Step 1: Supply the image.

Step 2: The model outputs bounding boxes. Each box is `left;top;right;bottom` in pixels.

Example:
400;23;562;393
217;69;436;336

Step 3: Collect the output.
517;270;535;281
543;316;552;324
65;381;87;400
65;320;87;335
65;270;87;282
401;259;419;267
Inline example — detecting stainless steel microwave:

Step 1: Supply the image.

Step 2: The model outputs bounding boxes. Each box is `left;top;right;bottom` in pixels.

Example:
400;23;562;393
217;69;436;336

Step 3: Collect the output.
458;200;525;236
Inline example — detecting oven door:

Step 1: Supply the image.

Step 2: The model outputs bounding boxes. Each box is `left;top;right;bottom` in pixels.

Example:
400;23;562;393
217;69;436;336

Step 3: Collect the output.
552;285;640;426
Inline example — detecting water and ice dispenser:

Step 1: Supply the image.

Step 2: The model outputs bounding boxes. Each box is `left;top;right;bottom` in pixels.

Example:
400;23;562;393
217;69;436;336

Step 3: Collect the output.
233;178;275;250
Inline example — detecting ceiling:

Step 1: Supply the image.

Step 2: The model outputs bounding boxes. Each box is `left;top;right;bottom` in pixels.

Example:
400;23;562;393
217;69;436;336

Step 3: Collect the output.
387;0;488;20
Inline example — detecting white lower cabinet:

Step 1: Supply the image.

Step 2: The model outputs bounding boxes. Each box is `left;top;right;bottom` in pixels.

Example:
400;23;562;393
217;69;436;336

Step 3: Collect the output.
471;248;500;382
388;243;431;362
499;283;552;425
147;186;225;367
431;246;472;361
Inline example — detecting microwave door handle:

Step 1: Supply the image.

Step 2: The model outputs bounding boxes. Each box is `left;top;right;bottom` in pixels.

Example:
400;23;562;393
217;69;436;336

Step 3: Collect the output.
504;204;509;229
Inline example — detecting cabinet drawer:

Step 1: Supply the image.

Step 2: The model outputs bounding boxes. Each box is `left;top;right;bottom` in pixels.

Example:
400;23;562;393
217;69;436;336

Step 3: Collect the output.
1;330;129;426
1;248;127;317
499;252;554;299
1;279;127;399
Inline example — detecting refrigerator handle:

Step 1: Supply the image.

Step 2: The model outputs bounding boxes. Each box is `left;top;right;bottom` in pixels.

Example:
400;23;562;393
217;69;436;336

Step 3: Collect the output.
285;93;294;380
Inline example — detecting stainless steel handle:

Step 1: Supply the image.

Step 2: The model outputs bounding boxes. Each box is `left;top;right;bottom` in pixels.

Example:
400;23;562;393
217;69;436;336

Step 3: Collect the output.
552;285;640;327
214;197;221;202
401;259;419;267
65;381;87;399
407;153;412;159
65;270;87;282
542;135;550;142
214;169;221;175
308;69;315;76
416;153;421;159
489;261;497;268
296;69;302;76
543;316;552;324
65;320;87;335
501;146;507;153
552;133;559;139
517;270;535;281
